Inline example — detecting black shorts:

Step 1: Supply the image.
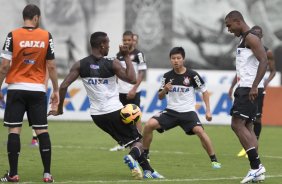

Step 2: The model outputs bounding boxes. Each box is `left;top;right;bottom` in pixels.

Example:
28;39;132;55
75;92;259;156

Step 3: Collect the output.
91;109;142;147
4;90;48;129
119;92;141;107
256;90;265;118
230;87;263;121
152;109;202;135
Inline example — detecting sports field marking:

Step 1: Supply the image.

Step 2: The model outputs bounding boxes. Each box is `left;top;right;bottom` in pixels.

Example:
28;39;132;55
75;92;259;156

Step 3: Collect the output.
20;174;282;184
49;144;282;160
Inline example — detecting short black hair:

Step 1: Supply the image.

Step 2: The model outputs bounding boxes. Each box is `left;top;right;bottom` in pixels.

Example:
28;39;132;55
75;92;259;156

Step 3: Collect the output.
123;30;133;37
225;10;244;22
169;47;185;59
90;32;108;48
22;4;41;20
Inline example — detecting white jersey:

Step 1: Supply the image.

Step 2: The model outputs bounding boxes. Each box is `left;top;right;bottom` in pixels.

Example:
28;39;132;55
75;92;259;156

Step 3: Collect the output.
160;69;207;113
117;49;147;93
79;55;123;115
236;31;264;88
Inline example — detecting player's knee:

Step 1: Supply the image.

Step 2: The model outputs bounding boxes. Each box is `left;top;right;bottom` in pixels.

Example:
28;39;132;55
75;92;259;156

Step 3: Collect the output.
144;118;160;131
35;128;48;136
192;126;204;135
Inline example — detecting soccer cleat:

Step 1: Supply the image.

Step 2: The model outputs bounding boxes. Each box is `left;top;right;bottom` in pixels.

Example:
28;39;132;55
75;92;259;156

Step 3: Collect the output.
211;161;222;169
237;148;247;157
0;172;19;182
143;170;165;179
43;173;54;183
109;145;125;151
240;164;266;184
252;174;265;183
31;138;39;147
123;155;143;179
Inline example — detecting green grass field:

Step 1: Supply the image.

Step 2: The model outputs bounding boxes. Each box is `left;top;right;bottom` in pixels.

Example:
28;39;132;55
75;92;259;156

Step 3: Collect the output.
0;121;281;184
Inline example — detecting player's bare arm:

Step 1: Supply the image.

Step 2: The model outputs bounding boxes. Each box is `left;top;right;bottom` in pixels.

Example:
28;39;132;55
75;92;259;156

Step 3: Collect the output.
0;58;10;101
47;59;59;111
264;50;276;88
114;45;136;84
202;90;212;121
127;70;145;100
48;61;80;116
229;74;238;100
245;34;268;101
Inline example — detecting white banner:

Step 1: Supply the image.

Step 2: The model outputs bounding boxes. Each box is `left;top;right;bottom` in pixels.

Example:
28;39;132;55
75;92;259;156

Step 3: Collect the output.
0;69;280;125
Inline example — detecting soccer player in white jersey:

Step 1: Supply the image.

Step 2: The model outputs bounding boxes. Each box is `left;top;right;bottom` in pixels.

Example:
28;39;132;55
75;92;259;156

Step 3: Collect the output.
48;32;164;179
228;26;276;159
110;31;146;152
225;11;268;183
142;47;221;170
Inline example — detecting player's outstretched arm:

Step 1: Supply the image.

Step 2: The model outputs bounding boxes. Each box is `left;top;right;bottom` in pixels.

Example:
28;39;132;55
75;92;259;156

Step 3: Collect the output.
48;61;80;116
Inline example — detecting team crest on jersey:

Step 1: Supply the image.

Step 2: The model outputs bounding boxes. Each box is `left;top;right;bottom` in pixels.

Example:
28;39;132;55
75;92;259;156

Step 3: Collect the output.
90;64;99;69
130;54;135;60
183;76;190;86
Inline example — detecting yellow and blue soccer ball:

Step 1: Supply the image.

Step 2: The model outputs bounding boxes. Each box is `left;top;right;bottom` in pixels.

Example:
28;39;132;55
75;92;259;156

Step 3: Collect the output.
120;104;142;124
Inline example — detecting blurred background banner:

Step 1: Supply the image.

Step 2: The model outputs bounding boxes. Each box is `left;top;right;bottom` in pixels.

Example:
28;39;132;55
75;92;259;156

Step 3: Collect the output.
0;0;282;124
125;0;173;68
1;0;281;74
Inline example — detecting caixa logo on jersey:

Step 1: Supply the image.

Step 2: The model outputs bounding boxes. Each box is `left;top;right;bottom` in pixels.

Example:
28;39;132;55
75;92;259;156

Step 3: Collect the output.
87;78;108;85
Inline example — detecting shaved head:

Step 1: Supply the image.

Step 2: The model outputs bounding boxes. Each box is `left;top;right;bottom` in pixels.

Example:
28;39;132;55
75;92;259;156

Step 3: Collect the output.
225;10;244;22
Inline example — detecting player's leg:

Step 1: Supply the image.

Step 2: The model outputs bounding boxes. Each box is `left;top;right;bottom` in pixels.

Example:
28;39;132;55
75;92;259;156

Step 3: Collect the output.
253;92;264;141
109;93;128;151
1;90;26;182
232;117;265;183
142;118;161;160
28;91;53;183
92;111;144;179
179;111;221;169
192;126;221;168
31;128;39;146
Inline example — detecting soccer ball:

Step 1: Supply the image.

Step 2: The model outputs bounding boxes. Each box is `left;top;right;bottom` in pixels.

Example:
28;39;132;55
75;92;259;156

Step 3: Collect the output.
120;104;142;124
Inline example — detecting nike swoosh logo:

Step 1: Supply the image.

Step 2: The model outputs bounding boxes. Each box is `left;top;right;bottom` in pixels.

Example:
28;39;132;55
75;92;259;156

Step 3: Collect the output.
23;51;38;56
132;112;138;115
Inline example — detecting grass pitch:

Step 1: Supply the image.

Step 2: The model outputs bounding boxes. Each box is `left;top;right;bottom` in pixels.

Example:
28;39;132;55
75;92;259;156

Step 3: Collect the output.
0;121;281;184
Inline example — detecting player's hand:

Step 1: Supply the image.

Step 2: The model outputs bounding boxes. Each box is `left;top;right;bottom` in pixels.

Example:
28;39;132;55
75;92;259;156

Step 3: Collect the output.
127;89;136;100
47;108;63;116
164;81;173;92
119;45;130;56
249;87;258;102
205;112;212;121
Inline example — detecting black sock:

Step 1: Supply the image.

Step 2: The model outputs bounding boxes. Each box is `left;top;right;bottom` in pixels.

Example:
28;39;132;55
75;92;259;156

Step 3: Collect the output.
7;133;21;177
246;147;260;169
209;154;218;162
143;149;149;158
129;146;141;160
37;132;51;173
253;122;261;140
137;153;154;172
